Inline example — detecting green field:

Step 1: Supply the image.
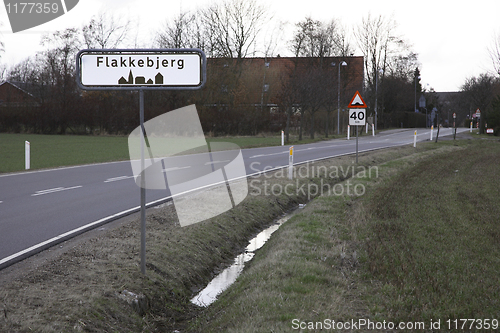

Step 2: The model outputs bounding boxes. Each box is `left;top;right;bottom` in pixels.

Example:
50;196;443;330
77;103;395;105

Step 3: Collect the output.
0;134;130;173
0;133;331;173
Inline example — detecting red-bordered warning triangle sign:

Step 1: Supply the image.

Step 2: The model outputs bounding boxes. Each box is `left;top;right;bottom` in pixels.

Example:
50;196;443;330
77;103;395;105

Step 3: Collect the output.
348;91;367;108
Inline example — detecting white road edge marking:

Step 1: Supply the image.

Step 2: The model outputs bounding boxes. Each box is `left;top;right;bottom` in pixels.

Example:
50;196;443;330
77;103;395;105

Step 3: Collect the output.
0;205;139;268
32;186;83;196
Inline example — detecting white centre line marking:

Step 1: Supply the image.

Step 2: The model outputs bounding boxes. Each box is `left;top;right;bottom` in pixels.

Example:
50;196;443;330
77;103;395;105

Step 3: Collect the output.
104;176;135;183
163;166;191;172
32;186;83;197
204;160;230;165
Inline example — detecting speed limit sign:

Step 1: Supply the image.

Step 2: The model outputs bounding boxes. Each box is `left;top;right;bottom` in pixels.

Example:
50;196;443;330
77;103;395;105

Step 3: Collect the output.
349;109;366;126
347;91;367;164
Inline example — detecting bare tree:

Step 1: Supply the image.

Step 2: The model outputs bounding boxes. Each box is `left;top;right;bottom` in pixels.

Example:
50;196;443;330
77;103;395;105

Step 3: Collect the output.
290;17;353;58
155;11;202;49
332;23;355;57
355;14;398;90
291;17;332;58
82;12;130;49
289;17;352;139
262;20;286;58
489;30;500;76
40;28;82;133
200;0;268;59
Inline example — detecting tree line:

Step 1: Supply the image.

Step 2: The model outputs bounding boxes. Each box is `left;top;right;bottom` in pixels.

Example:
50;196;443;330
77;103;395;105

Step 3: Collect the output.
1;0;498;136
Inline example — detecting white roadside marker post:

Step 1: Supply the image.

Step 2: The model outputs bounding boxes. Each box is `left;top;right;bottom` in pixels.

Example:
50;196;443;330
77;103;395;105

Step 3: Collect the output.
430;125;433;141
288;146;294;180
25;141;30;170
414;130;417;147
372;123;375;136
347;125;350;140
281;130;284;146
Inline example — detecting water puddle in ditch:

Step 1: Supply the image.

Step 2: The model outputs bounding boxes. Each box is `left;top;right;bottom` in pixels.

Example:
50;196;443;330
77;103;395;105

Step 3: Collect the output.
190;208;300;307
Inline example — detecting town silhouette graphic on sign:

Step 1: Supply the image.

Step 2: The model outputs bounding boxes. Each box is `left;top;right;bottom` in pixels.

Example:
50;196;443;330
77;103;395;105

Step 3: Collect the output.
118;70;164;85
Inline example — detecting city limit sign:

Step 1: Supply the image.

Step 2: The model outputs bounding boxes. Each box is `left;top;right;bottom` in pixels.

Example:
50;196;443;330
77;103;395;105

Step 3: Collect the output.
76;48;206;90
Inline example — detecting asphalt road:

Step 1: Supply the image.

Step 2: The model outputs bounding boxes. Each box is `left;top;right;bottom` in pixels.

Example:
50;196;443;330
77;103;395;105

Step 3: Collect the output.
0;127;469;268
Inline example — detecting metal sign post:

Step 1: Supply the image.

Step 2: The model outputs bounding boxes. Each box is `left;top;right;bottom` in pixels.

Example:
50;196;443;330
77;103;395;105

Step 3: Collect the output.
348;91;367;164
76;48;206;274
453;112;456;140
356;125;359;163
139;90;146;274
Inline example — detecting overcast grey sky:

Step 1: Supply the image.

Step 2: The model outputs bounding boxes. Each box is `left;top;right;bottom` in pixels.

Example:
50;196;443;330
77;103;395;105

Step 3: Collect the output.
1;0;499;91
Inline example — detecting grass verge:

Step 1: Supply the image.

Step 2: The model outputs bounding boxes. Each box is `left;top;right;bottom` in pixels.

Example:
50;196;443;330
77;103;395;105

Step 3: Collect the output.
0;133;130;173
189;138;500;332
365;139;500;323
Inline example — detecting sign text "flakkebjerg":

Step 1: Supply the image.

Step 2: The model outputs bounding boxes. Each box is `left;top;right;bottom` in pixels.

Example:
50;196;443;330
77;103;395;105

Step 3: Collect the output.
96;56;185;70
77;49;205;89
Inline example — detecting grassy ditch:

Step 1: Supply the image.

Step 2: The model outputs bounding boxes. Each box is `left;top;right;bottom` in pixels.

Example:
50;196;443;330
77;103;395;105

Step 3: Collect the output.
189;138;500;332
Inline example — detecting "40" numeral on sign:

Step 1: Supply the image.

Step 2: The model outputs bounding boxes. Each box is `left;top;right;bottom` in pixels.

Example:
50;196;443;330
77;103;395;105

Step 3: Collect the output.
349;109;366;126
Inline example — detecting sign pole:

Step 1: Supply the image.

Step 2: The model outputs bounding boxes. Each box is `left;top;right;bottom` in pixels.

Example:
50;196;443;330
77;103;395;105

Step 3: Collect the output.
356;125;359;164
453;112;456;140
76;48;207;275
347;91;367;165
139;89;146;275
